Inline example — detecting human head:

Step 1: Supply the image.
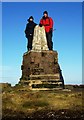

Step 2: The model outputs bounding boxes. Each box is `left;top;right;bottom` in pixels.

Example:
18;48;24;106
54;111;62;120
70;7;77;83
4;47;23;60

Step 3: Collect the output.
28;16;34;22
43;11;48;17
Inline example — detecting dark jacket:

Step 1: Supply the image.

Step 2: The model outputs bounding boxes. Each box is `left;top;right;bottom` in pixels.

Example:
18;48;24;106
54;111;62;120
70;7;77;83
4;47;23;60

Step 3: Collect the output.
25;21;37;38
40;16;53;33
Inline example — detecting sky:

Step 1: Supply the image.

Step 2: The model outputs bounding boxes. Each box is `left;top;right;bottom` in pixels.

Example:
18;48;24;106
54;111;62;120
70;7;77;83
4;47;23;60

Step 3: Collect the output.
1;2;82;86
82;2;84;84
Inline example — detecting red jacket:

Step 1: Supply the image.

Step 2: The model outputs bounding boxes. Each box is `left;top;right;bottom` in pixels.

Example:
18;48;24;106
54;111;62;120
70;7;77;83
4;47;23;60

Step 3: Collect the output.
40;17;53;33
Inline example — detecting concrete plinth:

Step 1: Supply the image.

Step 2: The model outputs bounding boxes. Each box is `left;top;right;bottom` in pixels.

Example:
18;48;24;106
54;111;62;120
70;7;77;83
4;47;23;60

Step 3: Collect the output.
19;50;64;90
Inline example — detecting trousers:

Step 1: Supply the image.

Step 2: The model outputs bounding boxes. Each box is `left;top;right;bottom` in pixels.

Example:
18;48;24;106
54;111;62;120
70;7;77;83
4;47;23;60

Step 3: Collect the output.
27;35;33;51
46;31;53;50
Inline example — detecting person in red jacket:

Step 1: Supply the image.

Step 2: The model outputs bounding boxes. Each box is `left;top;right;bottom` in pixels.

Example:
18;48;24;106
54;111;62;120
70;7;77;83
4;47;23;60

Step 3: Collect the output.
39;11;53;50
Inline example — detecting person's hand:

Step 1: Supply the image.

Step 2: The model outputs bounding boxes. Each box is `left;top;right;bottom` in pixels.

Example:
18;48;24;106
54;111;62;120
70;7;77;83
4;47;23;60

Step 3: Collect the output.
50;28;53;32
39;23;42;27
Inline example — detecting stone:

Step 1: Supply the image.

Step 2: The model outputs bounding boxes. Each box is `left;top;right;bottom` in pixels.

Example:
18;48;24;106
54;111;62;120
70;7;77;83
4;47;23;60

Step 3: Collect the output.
32;25;48;51
19;50;64;90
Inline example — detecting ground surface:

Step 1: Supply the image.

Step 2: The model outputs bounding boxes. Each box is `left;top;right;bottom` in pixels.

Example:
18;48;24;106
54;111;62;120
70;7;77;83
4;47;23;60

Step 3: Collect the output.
1;84;84;120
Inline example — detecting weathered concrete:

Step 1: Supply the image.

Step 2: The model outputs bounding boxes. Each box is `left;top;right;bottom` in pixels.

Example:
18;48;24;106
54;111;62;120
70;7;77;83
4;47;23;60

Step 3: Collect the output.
19;50;64;90
32;25;48;51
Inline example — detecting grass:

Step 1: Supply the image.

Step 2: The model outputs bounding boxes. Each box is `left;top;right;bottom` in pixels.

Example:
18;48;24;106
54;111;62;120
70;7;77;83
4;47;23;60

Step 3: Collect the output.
1;84;84;119
23;100;49;108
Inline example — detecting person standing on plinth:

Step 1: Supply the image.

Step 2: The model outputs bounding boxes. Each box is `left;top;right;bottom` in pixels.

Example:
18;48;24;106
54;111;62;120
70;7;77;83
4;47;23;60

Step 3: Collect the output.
39;11;53;50
25;16;37;51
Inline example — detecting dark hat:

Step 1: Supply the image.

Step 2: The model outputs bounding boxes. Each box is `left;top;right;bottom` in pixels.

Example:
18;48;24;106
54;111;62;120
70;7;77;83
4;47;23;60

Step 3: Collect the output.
43;11;48;15
27;16;34;21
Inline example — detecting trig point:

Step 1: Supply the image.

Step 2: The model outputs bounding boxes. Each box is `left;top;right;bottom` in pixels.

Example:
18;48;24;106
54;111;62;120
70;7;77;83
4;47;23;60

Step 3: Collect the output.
19;25;64;90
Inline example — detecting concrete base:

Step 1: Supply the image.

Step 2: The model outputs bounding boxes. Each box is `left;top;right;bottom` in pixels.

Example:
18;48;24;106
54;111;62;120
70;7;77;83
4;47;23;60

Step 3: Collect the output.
19;50;64;90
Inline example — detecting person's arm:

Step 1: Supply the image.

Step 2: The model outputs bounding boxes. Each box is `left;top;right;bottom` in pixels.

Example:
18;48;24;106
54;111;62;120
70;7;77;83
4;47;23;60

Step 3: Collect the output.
39;19;43;27
25;24;28;34
49;17;53;30
40;19;43;25
25;24;29;37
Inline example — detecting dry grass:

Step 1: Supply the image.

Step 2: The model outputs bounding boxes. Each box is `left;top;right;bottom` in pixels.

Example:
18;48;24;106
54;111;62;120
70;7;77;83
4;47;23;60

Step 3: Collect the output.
1;84;84;119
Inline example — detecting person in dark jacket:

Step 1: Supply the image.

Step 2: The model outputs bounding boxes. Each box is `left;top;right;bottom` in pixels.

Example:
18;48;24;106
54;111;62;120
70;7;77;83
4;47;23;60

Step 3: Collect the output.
25;16;37;51
39;11;53;50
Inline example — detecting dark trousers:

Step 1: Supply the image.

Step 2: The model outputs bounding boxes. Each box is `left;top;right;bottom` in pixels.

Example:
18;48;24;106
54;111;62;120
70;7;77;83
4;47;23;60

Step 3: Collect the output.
27;35;33;51
46;31;53;50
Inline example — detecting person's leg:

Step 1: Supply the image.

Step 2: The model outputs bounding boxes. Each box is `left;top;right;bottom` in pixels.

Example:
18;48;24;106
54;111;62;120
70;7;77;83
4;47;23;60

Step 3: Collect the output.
27;38;29;51
49;30;53;50
30;35;33;50
46;32;53;50
28;35;33;51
